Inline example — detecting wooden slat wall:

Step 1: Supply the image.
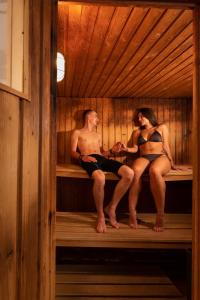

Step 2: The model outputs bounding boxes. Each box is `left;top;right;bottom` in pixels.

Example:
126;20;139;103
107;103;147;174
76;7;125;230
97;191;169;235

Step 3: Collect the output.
0;1;54;300
0;91;19;300
57;3;193;98
56;97;192;165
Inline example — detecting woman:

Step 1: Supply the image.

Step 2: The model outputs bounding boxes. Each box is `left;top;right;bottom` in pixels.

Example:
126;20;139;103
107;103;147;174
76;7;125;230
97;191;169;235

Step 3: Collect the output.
121;107;175;232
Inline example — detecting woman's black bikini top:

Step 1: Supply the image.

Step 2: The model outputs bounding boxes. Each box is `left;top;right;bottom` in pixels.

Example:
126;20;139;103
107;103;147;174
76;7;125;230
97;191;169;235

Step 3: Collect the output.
137;129;162;146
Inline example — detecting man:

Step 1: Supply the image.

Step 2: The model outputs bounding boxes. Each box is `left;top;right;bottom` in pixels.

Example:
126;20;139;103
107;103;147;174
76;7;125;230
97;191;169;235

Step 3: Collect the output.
71;109;134;233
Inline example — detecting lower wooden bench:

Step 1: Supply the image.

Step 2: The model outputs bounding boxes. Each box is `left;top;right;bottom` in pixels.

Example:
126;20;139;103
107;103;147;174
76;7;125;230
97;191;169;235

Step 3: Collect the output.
56;264;186;300
56;212;192;249
56;164;193;181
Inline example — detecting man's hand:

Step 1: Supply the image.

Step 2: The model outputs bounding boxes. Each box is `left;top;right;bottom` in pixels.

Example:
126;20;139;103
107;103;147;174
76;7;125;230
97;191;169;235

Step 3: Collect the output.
80;155;97;162
111;142;122;153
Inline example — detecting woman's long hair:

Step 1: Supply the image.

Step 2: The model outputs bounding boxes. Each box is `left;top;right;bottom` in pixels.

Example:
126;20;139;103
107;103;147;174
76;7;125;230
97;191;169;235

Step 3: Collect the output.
133;107;159;128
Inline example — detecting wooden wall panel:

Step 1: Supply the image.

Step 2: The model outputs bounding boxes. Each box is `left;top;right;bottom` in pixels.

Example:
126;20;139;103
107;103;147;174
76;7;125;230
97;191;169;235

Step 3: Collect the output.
0;1;55;300
56;97;192;165
0;91;19;300
57;3;193;98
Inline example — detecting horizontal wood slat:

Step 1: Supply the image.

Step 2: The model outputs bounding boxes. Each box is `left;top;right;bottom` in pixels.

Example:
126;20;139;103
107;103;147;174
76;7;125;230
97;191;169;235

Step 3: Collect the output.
57;3;193;98
56;163;193;181
56;212;192;249
55;264;183;299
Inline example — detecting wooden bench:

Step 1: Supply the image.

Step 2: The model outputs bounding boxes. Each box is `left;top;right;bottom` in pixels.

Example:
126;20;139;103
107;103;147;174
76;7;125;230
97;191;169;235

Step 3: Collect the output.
56;163;193;181
56;212;192;249
56;164;192;249
56;264;186;300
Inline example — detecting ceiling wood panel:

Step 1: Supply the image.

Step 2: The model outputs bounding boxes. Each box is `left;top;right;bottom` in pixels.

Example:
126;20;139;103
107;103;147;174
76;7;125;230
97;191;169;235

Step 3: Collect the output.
57;2;193;98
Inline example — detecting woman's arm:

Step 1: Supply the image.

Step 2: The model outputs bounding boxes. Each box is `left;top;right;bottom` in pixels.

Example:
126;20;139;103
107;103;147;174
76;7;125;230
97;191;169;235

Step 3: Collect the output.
161;124;175;169
121;130;139;153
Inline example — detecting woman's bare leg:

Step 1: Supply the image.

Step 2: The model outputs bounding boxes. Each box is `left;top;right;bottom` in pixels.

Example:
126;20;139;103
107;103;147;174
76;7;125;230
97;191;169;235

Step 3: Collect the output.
149;156;171;232
128;158;149;228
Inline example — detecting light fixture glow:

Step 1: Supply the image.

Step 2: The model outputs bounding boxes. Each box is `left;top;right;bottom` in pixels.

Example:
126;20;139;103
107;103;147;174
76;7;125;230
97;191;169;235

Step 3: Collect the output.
57;52;65;82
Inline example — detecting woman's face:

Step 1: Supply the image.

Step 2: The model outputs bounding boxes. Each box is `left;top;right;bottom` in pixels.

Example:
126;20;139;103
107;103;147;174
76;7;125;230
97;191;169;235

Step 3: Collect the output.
138;112;150;126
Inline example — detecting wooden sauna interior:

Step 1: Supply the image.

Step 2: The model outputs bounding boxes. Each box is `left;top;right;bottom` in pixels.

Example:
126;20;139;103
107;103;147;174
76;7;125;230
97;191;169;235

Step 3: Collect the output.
56;2;193;299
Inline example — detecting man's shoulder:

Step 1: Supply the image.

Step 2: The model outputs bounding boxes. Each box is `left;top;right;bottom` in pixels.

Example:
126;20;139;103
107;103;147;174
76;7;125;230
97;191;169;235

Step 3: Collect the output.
71;128;81;137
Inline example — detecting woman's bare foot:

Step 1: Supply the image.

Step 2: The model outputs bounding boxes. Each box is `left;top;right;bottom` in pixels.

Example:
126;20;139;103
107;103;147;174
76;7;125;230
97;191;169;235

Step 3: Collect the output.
153;213;164;232
104;206;120;229
129;210;138;229
96;216;107;233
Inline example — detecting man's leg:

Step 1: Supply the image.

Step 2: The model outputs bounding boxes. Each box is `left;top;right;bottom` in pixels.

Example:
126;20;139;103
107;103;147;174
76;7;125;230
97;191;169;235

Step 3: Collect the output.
92;170;107;233
106;165;134;228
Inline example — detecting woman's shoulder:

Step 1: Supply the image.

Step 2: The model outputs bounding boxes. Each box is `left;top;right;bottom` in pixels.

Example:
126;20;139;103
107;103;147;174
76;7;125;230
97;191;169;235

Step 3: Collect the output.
157;123;168;130
133;128;141;136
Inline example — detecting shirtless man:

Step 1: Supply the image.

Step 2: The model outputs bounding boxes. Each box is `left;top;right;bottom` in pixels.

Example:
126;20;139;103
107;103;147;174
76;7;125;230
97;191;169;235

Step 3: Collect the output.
71;109;134;233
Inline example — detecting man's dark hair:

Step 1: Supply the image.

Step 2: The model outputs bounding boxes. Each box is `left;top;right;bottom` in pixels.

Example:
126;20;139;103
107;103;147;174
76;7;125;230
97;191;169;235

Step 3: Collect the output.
83;109;95;122
133;107;158;127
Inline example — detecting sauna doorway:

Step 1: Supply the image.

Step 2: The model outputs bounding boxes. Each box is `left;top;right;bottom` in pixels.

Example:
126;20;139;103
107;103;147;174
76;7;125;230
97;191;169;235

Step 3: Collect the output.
55;1;193;299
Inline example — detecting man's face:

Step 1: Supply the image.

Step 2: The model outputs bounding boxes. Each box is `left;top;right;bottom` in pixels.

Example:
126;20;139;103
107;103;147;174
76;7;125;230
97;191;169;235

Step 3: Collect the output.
88;111;99;126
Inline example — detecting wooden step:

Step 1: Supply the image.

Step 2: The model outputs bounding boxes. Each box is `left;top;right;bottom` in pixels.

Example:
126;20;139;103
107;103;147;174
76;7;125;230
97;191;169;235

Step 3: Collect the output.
56;212;192;249
56;264;186;299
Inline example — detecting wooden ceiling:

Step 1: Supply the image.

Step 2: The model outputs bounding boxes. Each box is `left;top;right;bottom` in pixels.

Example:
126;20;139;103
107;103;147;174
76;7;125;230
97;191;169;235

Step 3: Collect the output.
57;2;193;98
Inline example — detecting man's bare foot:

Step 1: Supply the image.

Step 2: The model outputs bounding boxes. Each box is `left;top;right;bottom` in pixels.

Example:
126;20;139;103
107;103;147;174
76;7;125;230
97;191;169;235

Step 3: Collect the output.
104;206;120;229
153;214;164;232
96;216;107;233
129;210;138;229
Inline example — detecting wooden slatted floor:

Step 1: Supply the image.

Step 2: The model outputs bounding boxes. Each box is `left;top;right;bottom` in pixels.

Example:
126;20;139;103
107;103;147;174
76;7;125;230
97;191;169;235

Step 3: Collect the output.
56;264;186;300
56;212;192;249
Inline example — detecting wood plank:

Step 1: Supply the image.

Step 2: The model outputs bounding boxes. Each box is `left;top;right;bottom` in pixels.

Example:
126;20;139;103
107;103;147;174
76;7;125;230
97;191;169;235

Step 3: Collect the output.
125;26;193;96
90;7;149;97
56;212;192;249
107;9;185;97
192;7;200;300
56;283;181;297
56;273;171;284
78;5;115;96
117;10;192;96
56;297;186;300
0;91;19;300
100;8;166;97
56;163;193;181
85;6;133;97
58;4;193;98
58;0;197;8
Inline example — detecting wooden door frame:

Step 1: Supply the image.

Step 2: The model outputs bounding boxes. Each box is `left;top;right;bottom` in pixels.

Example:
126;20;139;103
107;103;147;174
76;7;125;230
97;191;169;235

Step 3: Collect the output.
49;1;200;300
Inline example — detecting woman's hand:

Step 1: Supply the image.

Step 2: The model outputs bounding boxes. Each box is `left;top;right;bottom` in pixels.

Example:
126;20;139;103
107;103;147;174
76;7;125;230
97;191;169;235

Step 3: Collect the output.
120;143;128;152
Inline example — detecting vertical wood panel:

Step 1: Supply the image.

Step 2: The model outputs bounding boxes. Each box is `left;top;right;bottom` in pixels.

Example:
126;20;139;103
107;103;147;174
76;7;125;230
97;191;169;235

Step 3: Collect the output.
57;97;192;165
0;92;19;300
192;7;200;300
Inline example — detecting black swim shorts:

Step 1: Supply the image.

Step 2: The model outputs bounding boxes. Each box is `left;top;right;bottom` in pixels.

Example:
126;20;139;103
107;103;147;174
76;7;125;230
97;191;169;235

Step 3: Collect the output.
80;154;123;177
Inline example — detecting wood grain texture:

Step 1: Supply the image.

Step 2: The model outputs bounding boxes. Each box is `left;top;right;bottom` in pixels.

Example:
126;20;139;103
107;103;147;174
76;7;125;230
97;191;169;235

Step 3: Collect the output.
57;3;193;98
56;212;192;249
56;97;192;165
192;7;200;300
56;163;193;181
0;91;19;300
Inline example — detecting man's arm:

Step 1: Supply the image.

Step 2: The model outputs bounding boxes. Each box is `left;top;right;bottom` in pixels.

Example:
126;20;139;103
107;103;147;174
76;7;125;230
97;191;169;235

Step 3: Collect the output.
70;130;81;161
